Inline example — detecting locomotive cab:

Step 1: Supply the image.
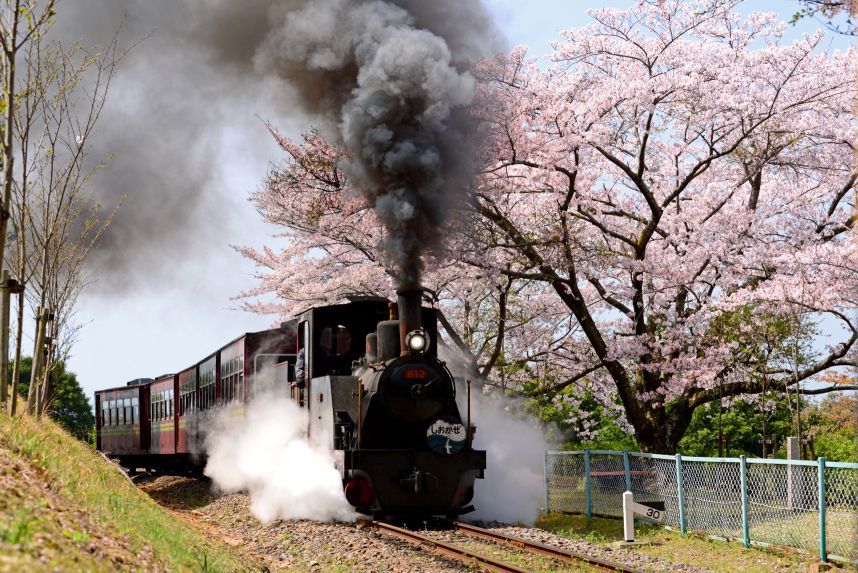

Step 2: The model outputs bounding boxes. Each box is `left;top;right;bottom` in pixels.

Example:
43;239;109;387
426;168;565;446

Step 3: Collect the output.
297;293;486;518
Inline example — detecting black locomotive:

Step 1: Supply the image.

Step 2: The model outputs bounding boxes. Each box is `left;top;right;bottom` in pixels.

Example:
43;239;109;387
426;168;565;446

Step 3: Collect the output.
291;289;486;517
95;289;486;518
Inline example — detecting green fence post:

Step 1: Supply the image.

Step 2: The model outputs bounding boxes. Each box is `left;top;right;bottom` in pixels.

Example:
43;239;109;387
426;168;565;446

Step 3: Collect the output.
584;449;592;518
622;450;632;492
740;455;750;548
544;451;551;514
818;457;827;563
675;453;686;535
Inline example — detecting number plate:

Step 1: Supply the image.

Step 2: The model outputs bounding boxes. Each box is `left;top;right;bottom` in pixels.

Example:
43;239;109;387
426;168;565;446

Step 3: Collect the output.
629;500;666;522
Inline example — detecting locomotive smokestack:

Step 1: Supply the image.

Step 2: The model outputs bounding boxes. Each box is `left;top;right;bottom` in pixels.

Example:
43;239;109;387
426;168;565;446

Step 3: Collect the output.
397;288;423;356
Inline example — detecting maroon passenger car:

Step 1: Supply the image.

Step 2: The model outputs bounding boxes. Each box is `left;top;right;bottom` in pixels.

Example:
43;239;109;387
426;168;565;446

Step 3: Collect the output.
149;374;178;456
94;326;297;470
95;383;148;455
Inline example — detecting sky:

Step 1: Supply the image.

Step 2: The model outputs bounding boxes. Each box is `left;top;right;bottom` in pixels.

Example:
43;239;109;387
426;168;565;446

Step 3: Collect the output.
62;0;853;400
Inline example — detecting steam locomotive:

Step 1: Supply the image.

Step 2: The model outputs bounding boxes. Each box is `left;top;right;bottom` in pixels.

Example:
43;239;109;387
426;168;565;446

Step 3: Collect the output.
95;290;486;517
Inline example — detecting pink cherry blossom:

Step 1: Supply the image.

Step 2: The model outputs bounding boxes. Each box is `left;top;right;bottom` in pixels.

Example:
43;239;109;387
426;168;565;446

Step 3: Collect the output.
240;0;856;452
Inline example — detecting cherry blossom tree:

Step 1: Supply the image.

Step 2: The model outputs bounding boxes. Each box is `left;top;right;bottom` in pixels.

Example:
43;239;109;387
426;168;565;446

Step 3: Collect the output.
241;0;857;452
469;0;856;451
236;127;574;392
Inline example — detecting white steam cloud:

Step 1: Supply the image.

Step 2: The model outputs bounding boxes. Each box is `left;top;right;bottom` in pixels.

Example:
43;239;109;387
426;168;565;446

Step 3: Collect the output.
443;346;551;525
466;391;550;526
203;391;355;523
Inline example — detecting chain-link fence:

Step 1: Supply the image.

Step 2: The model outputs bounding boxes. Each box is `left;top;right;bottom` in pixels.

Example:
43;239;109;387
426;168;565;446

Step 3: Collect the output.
545;450;858;564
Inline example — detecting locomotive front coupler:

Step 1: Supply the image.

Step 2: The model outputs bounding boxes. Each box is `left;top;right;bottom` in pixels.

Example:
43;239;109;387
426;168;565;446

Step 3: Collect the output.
400;469;438;494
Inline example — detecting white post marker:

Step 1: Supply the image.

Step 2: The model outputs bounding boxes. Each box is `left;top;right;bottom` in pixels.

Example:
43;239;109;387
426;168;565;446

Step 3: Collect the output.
623;491;635;542
622;491;665;542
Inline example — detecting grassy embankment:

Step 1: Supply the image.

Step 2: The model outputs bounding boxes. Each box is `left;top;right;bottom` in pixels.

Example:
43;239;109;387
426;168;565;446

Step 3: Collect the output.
0;411;255;572
537;513;857;573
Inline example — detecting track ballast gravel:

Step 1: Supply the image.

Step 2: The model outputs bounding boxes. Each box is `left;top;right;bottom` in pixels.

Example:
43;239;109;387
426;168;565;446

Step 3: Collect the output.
463;523;712;573
139;476;713;573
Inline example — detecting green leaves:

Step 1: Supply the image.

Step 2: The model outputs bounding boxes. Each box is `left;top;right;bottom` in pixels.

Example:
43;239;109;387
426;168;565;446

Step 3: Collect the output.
11;357;95;441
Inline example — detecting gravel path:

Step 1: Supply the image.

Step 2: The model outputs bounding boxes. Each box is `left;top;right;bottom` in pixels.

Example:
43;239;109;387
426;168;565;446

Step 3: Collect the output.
139;476;713;573
472;523;713;573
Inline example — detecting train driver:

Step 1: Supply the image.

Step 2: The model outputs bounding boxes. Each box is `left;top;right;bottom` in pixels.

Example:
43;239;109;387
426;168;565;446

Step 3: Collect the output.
292;347;306;390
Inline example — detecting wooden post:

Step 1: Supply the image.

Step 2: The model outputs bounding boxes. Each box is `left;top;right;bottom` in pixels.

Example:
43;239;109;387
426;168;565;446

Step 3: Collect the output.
0;270;10;411
9;285;23;416
36;309;54;419
26;307;46;414
36;343;49;419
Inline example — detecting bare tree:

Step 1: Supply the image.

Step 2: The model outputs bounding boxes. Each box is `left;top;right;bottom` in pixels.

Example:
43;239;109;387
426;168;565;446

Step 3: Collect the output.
3;12;125;415
1;0;55;411
0;0;55;288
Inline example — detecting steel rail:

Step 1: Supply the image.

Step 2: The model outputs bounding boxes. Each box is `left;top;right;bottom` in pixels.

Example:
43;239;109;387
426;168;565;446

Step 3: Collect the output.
359;518;534;573
453;522;644;573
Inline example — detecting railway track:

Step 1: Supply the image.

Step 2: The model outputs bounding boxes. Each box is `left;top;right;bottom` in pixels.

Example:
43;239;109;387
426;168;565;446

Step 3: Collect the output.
453;522;644;573
359;518;644;573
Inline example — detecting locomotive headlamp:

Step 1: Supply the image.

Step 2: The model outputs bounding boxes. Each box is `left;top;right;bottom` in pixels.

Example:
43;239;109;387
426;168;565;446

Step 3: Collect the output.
405;329;429;352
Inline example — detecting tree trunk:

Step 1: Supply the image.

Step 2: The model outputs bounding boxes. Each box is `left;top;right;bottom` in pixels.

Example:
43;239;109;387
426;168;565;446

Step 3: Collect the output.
0;0;21;289
26;309;46;414
9;291;23;415
28;233;52;416
718;396;724;457
36;324;55;417
633;398;697;454
633;422;672;454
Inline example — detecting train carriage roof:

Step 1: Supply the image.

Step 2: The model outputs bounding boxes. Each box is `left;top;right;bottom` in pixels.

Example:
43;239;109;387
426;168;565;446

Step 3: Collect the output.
95;384;148;395
293;296;392;318
95;301;417;396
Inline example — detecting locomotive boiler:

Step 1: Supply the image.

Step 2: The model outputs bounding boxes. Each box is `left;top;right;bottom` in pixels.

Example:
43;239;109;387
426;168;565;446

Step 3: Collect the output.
95;290;486;518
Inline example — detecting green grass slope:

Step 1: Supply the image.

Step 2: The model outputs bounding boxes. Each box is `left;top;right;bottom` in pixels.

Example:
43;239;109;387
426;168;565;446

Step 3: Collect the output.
0;412;254;572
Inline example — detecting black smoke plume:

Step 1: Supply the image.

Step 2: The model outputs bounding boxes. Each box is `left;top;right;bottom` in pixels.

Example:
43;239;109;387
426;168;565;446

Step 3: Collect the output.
257;0;494;289
53;0;499;292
